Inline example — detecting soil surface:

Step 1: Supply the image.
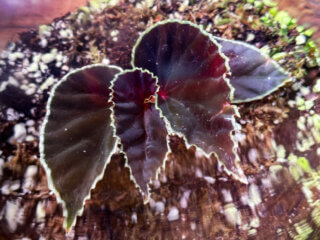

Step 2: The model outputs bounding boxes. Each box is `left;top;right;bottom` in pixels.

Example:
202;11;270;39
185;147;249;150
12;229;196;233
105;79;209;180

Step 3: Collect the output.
276;0;320;41
0;0;89;51
0;0;320;239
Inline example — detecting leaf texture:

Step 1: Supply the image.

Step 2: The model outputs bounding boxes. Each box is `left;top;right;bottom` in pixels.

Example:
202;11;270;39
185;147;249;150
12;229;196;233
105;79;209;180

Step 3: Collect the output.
132;20;246;183
214;37;290;103
111;69;168;194
40;64;121;229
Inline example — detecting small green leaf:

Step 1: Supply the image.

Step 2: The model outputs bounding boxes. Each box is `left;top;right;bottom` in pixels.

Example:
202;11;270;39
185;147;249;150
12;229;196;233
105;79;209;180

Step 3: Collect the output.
269;7;278;17
304;28;315;37
272;52;287;60
297;157;311;173
254;1;263;9
297;26;305;33
307;40;317;49
313;79;320;93
274;11;293;29
217;18;232;26
263;0;277;7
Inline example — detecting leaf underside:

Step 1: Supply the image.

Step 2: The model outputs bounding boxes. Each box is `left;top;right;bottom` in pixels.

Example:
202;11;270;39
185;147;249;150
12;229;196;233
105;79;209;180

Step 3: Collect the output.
132;21;246;182
215;37;290;103
40;65;120;229
112;69;168;194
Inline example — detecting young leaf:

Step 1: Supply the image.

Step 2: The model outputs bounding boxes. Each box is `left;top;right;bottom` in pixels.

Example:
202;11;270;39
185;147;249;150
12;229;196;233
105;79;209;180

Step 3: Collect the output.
39;64;121;229
132;20;247;183
111;69;169;195
214;37;291;103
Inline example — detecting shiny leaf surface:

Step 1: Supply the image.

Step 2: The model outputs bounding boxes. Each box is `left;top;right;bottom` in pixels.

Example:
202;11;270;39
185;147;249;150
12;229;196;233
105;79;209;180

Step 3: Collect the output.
112;69;168;194
214;37;290;103
132;20;246;182
40;64;121;229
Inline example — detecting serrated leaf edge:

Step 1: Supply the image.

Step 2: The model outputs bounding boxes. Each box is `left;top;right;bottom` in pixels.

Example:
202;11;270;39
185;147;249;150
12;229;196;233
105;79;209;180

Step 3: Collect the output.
39;63;123;230
131;20;248;185
131;19;235;102
213;36;293;103
109;67;172;202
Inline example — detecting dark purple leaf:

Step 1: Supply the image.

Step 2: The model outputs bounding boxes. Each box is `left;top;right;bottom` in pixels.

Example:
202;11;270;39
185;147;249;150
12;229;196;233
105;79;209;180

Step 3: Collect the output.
132;20;246;183
214;37;290;103
40;64;121;229
112;69;168;194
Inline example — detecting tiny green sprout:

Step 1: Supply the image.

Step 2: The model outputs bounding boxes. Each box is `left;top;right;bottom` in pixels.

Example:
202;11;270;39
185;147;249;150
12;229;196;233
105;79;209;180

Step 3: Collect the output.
312;205;320;226
272;52;287;60
313;79;320;93
297;26;305;33
296;96;314;111
254;1;264;10
263;0;277;7
269;7;278;17
304;28;316;37
297;157;311;173
274;11;295;29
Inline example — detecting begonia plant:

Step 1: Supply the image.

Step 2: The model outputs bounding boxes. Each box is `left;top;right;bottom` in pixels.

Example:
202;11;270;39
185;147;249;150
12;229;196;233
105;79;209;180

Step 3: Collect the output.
39;20;290;229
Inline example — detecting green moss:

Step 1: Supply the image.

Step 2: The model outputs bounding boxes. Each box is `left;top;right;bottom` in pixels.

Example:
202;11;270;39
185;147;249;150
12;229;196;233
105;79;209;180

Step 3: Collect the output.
254;1;264;10
289;165;303;181
268;7;277;17
312;79;320;93
216;18;232;26
304;28;316;37
312;114;320;129
260;45;271;56
312;203;320;227
297;157;311;173
262;0;277;7
274;11;296;29
297;136;315;152
296;97;314;111
272;52;287;60
293;220;313;240
248;228;257;236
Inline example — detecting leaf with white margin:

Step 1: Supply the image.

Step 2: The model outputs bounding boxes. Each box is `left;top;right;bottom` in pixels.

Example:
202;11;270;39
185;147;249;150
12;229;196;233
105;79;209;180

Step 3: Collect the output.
111;69;169;195
40;64;121;229
132;20;247;183
214;37;291;103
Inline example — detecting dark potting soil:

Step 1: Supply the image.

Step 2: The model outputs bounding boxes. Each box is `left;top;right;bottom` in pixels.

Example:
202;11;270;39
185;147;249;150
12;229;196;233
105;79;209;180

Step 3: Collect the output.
0;0;320;239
